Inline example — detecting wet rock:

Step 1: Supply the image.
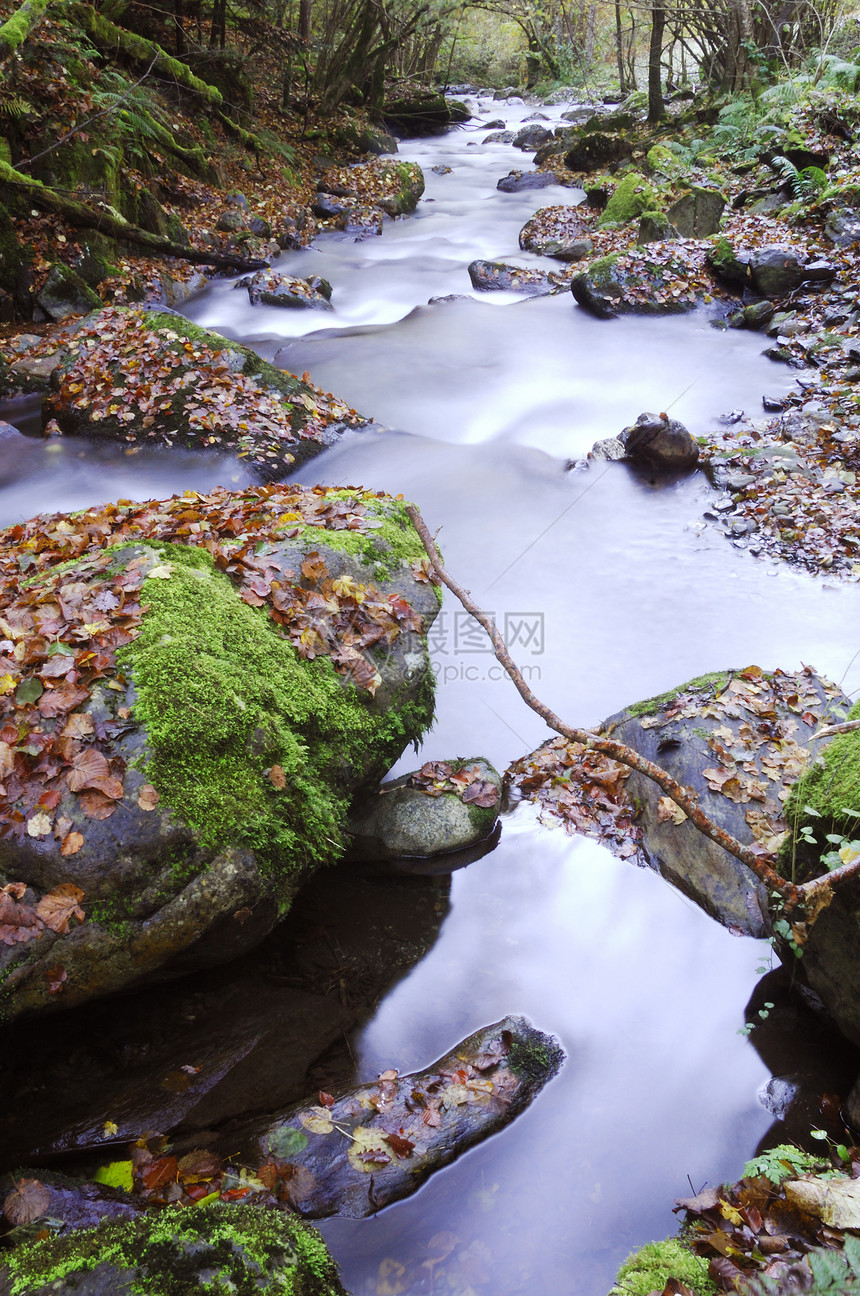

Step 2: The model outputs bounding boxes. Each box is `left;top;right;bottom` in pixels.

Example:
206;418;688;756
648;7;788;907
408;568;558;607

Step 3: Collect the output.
666;186;725;237
0;1205;346;1296
563;129;633;172
621;411;699;472
246;215;272;238
482;130;515;144
523;111;550;121
230;1016;564;1218
513;124;553;150
468;259;562;294
312;192;355;219
638;211;677;244
602;668;847;936
0;1170;140;1242
431;164;452;175
750;247;807;297
497;170;564;192
347;757;502;860
519;204;593;259
571;251;702;318
275;204;317;251
35;264;102;323
240;270;333;310
0;482;439;1022
42;307;368;477
344;205;385;238
588;435;626;461
484;118;506;129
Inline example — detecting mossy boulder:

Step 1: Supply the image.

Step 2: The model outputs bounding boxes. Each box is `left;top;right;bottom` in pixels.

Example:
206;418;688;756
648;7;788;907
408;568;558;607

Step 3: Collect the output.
35;263;102;322
570;250;702;319
782;704;860;1048
347;757;502;861
0;1204;346;1295
645;143;689;180
43;307;365;478
599;172;659;226
0;484;440;1021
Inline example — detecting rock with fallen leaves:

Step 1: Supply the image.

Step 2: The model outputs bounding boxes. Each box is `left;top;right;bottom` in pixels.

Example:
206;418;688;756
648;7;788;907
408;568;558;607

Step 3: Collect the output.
347;757;502;861
0;1204;346;1296
228;1016;563;1218
511;667;848;938
468;260;571;295
315;158;425;225
518;204;595;260
571;246;711;318
0;483;440;1020
238;270;333;311
39;306;364;479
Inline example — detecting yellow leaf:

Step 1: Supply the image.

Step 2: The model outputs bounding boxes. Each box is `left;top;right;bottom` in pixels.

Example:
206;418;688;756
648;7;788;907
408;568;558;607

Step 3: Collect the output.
147;564;174;580
300;1107;334;1135
27;811;53;838
719;1200;744;1226
0;674;16;695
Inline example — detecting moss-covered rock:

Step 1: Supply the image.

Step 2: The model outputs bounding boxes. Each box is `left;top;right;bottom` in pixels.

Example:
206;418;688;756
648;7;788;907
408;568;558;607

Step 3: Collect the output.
43;307;365;478
382;93;458;136
0;1204;346;1295
518;204;594;260
316;157;424;220
599;172;659;226
646;143;689;180
570;249;702;318
0;484;439;1021
35;263;102;321
563;129;633;173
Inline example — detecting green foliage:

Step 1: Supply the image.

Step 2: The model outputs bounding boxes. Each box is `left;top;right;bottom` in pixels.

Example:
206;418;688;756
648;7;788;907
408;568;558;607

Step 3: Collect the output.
772;154;827;203
784;703;860;873
743;1143;826;1185
610;1239;717;1296
745;1236;860;1294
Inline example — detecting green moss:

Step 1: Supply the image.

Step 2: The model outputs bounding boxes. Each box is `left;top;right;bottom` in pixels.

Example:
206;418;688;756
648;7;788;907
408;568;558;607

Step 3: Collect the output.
117;542;432;895
626;671;734;718
0;0;51;56
599;172;658;226
646;144;688;180
610;1238;717;1296
290;497;426;578
784;700;860;859
1;1204;344;1295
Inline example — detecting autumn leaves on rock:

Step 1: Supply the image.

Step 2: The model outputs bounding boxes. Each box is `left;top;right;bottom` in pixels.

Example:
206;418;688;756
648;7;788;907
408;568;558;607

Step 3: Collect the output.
0;484;440;1020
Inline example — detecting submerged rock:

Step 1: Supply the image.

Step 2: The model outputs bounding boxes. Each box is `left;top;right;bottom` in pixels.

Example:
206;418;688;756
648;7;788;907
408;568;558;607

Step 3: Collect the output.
42;307;364;478
0;1205;345;1296
497;170;564;193
0;484;439;1021
348;757;502;860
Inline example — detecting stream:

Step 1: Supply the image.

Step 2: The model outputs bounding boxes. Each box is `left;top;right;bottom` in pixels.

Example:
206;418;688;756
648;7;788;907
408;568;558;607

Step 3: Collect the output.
3;95;860;1296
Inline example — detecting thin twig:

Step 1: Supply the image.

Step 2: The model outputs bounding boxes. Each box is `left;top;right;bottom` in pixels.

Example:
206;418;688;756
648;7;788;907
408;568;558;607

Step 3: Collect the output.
405;504;800;909
813;718;860;740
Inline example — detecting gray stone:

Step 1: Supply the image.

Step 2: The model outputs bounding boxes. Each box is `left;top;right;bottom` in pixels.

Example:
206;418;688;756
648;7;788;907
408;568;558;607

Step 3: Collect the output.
468;259;558;295
621;411;699;472
750;247;805;297
348;758;502;860
513;124;553;150
497;170;564;192
564;129;633;172
666;185;725;237
482;130;515;144
243;270;334;310
638;211;677;244
215;210;244;232
825;209;860;247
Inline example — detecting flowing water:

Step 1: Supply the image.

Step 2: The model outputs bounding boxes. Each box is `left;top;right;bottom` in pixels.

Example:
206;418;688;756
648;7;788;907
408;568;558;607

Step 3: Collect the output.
3;97;860;1296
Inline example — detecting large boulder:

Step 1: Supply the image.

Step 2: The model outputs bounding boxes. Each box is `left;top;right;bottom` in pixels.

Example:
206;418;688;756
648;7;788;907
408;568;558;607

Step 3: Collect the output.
383;94;465;136
316;158;424;218
519;204;594;259
42;307;364;479
513;124;553;150
665;185;725;237
571;250;704;318
621;411;699;472
348;757;502;860
706;238;835;298
0;1205;345;1296
35;264;102;323
497;170;565;193
599;172;659;226
563;129;633;173
0;484;439;1021
239;270;333;310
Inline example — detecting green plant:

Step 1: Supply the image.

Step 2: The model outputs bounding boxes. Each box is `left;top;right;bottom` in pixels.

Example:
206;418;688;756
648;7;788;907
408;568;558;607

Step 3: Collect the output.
810;1127;852;1164
738;1001;775;1037
772;154;827;202
743;1143;825;1185
745;1235;860;1294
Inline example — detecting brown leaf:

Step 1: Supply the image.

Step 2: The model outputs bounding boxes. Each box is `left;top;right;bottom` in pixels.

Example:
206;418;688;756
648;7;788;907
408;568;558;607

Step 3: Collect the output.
61;830;84;856
45;964;67;994
268;765;287;790
383;1131;415;1158
3;1178;51;1227
79;788;118;819
36;882;85;933
61;712;94;739
137;783;159;811
66;748;111;792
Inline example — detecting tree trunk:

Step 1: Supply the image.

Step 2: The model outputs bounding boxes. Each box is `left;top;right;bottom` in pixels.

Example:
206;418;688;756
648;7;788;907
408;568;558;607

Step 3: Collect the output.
647;0;666;119
614;0;626;89
299;0;311;44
